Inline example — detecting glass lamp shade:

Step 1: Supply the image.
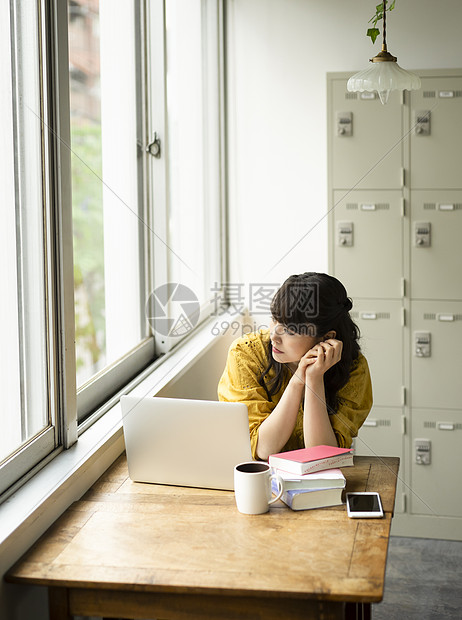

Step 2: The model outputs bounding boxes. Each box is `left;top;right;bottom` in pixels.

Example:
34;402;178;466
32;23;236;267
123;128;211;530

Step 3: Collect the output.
347;61;421;105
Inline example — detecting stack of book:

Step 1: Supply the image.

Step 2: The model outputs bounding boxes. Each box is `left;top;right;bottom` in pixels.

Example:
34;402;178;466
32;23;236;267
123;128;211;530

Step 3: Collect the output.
269;445;354;511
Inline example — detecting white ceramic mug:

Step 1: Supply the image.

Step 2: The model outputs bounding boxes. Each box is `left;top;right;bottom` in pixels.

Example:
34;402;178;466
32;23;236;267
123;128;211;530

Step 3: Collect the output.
234;461;284;515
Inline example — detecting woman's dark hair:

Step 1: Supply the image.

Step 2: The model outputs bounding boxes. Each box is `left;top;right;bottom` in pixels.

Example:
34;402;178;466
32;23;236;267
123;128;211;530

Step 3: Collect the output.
258;272;361;414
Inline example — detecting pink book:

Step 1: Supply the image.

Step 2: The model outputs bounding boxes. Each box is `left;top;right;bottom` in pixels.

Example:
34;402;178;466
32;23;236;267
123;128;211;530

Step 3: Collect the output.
269;445;353;475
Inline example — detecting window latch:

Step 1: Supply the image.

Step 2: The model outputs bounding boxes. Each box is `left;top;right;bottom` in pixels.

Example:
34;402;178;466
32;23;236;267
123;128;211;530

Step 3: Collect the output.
146;132;161;158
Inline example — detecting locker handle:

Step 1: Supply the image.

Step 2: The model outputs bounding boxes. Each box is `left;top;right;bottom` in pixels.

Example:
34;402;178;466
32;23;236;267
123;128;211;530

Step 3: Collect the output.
363;420;378;427
437;314;454;322
360;312;377;320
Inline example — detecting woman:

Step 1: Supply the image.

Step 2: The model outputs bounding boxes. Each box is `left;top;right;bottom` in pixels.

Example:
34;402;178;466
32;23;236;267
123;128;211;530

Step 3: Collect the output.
218;272;372;461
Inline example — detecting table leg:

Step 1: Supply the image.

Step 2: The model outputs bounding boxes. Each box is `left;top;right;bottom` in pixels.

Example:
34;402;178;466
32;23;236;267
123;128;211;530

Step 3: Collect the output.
49;587;72;620
344;602;371;620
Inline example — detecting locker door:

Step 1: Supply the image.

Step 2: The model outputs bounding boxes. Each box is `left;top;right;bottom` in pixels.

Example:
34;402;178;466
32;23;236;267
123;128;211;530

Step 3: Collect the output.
409;77;462;189
333;190;403;299
410;191;462;300
331;80;402;190
410;409;462;517
351;300;403;407
353;406;404;513
411;301;462;409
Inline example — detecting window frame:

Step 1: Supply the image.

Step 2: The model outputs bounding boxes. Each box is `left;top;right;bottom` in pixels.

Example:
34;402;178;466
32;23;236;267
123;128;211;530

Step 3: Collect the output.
0;0;227;499
0;0;73;497
147;0;227;356
70;0;155;423
50;0;78;449
76;0;227;420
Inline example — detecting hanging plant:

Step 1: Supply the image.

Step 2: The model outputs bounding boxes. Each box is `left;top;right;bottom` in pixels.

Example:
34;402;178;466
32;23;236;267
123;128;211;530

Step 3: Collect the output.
367;0;396;44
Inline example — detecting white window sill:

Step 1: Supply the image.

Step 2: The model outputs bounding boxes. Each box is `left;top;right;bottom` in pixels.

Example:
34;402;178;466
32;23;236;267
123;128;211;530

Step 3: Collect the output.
0;314;241;578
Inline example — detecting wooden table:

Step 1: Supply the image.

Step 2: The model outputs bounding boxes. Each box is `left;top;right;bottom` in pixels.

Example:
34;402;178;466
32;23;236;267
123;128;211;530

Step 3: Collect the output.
6;455;399;620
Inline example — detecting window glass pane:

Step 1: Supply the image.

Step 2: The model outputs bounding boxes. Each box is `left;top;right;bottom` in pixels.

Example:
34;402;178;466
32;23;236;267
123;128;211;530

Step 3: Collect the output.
69;0;144;388
165;0;221;308
0;9;21;461
0;2;50;464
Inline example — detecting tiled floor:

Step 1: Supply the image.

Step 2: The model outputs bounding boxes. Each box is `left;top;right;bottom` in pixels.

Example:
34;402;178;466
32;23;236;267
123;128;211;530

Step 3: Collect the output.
78;536;462;619
373;536;462;619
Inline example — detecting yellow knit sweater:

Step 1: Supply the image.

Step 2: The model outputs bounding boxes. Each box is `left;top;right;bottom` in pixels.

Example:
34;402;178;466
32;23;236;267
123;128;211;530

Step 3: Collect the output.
218;329;373;459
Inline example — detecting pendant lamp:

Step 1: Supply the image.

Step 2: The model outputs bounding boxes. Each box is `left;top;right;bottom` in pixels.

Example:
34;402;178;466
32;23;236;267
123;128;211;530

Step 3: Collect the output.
347;0;421;104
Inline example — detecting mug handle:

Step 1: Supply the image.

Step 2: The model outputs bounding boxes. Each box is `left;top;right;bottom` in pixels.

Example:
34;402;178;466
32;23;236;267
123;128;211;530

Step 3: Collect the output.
268;473;284;505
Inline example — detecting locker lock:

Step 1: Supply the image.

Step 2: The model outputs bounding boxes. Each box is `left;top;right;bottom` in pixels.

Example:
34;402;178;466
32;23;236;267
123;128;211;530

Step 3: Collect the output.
415;110;431;136
337;222;353;247
415;439;431;465
414;332;431;357
415;222;431;247
336;111;353;137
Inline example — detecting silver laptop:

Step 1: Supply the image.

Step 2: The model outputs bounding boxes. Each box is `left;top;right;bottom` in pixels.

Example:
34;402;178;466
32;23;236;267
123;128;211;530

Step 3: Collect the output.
121;396;252;490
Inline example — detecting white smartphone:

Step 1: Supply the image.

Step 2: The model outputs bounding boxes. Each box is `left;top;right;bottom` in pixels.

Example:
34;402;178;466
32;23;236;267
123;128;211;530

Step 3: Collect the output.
346;492;384;518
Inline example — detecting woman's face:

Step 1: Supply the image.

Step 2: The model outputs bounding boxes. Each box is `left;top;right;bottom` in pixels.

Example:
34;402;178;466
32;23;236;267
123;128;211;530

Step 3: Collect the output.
269;320;320;365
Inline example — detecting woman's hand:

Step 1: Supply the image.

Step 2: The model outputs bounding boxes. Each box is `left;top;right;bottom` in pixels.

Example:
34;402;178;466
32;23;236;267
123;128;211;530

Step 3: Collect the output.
294;339;343;386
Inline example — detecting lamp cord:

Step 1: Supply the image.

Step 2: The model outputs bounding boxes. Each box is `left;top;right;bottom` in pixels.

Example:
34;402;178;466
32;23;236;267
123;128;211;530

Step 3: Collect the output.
382;0;388;51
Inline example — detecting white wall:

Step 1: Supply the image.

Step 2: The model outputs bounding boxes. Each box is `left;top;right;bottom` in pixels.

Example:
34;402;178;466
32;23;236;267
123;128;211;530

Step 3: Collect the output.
226;0;462;295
